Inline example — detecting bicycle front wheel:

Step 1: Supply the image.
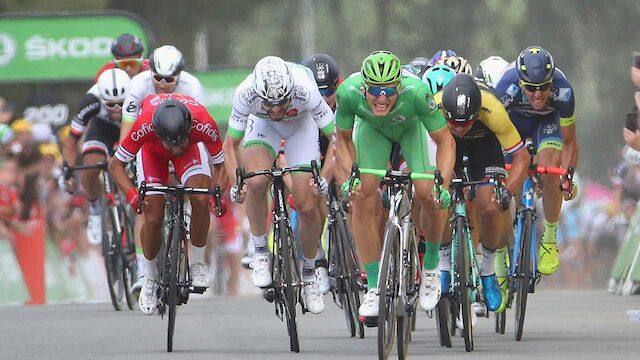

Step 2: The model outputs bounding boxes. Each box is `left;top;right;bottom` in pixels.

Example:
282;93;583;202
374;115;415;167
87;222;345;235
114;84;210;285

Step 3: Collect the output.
279;219;300;353
102;205;125;311
377;225;399;360
515;210;533;341
435;295;452;347
120;204;137;310
167;217;182;352
397;227;419;360
454;217;474;352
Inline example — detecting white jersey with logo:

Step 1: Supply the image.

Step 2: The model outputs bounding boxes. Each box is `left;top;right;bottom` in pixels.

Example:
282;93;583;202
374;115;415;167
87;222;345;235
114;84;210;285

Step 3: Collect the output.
122;70;203;121
227;63;334;139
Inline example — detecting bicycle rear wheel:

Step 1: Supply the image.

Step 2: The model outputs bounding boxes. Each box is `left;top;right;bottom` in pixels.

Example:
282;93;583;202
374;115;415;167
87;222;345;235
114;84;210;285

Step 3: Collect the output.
397;228;419;359
454;217;474;352
102;205;125;311
341;217;365;339
515;210;533;341
377;225;399;360
329;220;356;337
279;220;300;353
167;217;182;352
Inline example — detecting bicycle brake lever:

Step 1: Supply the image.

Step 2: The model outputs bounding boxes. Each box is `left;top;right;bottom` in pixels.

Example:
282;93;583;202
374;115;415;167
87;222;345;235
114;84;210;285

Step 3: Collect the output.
214;184;222;217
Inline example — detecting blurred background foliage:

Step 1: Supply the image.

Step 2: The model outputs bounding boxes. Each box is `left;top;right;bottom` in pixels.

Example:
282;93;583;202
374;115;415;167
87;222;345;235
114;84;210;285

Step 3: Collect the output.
1;0;638;179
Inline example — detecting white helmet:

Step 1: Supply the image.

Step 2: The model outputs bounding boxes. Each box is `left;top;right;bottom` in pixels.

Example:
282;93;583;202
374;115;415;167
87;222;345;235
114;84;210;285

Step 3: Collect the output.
476;56;509;88
150;45;184;77
440;56;473;75
97;68;130;103
252;56;294;103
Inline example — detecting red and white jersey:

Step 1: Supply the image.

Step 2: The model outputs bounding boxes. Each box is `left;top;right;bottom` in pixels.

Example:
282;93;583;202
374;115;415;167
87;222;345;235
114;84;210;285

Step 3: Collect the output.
115;93;224;165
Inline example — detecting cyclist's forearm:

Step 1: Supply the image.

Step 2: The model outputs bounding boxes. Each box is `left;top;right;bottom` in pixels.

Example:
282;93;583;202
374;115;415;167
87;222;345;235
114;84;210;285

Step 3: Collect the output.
335;128;355;184
222;135;241;183
434;137;455;187
108;158;135;194
62;134;79;166
119;116;135;142
505;149;529;194
212;163;228;193
561;124;579;169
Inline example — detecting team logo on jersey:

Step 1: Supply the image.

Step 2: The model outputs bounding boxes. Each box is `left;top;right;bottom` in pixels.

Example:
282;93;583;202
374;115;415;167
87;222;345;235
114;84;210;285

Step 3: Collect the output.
427;96;437;112
239;88;259;107
286;108;299;117
131;122;154;141
555;88;572;102
391;115;407;125
292;86;310;104
193;120;219;142
543;123;558;135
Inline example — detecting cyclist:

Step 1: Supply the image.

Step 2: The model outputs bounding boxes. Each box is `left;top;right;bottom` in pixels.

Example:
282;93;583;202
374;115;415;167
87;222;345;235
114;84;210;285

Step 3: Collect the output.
334;50;455;317
118;45;206;287
223;56;335;314
439;56;474;75
95;33;149;80
436;74;529;314
301;53;343;294
474;55;509;89
495;46;579;275
109;95;226;314
405;56;430;78
427;49;458;67
422;64;456;95
62;68;131;248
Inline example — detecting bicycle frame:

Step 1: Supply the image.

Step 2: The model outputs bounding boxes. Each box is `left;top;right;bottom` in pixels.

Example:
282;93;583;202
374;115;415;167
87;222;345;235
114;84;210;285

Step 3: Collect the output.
509;176;538;292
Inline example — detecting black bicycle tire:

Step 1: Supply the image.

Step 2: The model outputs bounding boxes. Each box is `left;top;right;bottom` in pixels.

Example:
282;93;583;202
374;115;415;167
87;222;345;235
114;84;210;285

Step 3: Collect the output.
515;210;532;341
455;217;474;352
279;219;300;353
329;220;357;337
339;215;365;339
102;205;125;311
120;204;137;310
435;295;452;347
377;225;399;360
336;213;365;338
167;213;182;352
397;226;418;359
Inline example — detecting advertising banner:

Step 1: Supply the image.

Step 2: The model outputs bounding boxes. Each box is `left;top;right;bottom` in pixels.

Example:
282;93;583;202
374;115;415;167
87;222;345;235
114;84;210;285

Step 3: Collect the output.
195;68;251;127
0;12;151;82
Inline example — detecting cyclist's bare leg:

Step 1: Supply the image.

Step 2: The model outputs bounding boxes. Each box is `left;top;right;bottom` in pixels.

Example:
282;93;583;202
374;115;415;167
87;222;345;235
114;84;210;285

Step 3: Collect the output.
352;173;383;265
475;186;502;251
414;179;446;263
242;147;275;239
140;195;165;260
80;152;106;201
184;174;212;247
291;171;323;259
536;148;563;224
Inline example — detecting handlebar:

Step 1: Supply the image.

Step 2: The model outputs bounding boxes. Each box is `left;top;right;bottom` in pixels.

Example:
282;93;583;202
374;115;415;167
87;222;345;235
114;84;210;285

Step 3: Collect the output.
62;161;108;181
345;163;440;201
235;161;322;190
137;181;223;215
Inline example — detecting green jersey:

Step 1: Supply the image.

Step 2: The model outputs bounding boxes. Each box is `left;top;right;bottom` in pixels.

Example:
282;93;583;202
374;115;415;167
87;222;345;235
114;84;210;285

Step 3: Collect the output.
335;73;446;173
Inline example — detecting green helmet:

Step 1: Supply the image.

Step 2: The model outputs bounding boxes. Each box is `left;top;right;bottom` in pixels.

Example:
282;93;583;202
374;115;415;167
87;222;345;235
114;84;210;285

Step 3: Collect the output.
361;50;402;85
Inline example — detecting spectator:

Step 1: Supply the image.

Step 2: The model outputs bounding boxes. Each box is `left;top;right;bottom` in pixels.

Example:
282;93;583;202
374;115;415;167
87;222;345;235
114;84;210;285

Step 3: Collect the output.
622;58;640;150
0;96;14;125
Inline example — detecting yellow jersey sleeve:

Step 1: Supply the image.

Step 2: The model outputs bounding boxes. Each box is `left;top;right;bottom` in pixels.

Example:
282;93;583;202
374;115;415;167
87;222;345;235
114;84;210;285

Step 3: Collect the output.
477;90;523;154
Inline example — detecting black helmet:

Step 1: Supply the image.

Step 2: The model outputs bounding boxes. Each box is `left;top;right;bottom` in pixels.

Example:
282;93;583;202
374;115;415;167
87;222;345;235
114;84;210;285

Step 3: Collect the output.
152;99;192;145
516;46;555;84
301;53;340;89
111;33;144;58
441;73;482;124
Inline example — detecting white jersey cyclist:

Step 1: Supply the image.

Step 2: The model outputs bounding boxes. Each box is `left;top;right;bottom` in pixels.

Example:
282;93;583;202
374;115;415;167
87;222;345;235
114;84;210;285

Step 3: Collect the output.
122;69;203;122
227;61;334;167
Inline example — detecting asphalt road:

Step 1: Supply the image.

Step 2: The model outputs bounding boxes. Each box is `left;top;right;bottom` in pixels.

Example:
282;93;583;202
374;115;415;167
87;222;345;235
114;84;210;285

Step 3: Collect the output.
1;289;639;360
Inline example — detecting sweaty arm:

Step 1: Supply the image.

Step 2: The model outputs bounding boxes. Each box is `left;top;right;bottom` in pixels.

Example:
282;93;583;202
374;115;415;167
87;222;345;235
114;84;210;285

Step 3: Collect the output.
334;86;357;183
417;90;455;186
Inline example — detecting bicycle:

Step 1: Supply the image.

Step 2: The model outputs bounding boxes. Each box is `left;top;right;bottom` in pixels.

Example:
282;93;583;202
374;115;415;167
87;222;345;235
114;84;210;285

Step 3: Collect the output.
324;180;364;338
442;157;506;352
495;142;573;341
137;182;223;352
348;164;435;360
63;161;137;311
236;160;322;353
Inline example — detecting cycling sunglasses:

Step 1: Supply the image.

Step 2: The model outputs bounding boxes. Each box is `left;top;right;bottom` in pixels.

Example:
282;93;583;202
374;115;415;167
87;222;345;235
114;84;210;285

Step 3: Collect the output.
105;101;123;110
319;87;336;97
153;73;178;83
114;57;143;68
520;79;552;92
366;85;399;97
262;97;291;109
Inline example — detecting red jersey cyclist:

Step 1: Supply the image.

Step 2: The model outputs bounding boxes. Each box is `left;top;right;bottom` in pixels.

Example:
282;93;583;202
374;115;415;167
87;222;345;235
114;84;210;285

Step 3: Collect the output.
109;94;226;314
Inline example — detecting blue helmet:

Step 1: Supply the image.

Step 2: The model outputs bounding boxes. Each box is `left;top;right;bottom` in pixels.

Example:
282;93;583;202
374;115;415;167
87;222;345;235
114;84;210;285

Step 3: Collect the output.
422;65;456;94
427;49;457;66
516;46;555;84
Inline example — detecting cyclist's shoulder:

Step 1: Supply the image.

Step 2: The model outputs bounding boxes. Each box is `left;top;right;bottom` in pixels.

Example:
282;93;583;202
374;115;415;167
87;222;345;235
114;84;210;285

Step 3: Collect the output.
336;72;363;100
